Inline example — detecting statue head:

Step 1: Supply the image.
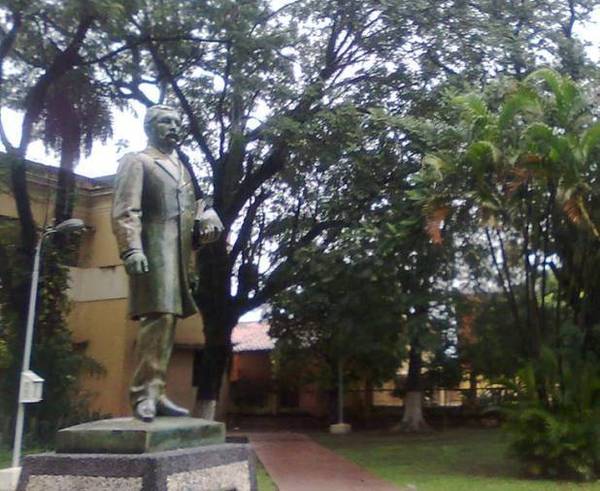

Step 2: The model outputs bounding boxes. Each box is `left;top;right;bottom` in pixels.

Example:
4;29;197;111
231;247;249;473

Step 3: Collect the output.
144;105;182;153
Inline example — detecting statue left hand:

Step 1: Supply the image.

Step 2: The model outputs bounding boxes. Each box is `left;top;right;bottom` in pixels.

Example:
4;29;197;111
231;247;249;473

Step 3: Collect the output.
195;208;224;244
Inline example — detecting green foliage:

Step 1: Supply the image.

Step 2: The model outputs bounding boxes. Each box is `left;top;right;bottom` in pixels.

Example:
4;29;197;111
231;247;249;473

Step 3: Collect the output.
506;339;600;480
418;70;600;480
0;339;8;370
421;69;600;359
41;67;113;160
0;223;105;443
270;164;459;400
270;235;407;391
457;293;528;381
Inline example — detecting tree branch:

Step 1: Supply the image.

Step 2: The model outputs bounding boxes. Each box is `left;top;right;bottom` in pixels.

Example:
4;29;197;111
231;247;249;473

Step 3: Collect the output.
0;10;22;151
80;34;226;66
18;15;95;154
238;219;346;313
10;14;95;252
229;191;269;268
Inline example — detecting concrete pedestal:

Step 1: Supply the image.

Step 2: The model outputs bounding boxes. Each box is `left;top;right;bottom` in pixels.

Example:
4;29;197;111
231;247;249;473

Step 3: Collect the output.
329;423;352;434
0;467;21;491
17;417;256;490
17;444;257;491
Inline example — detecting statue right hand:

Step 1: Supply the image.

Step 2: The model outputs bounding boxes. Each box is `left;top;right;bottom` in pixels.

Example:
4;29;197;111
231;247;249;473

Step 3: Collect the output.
124;251;149;275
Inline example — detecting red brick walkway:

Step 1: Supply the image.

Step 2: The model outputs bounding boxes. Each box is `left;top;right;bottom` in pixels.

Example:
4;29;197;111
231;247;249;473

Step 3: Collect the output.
250;432;402;491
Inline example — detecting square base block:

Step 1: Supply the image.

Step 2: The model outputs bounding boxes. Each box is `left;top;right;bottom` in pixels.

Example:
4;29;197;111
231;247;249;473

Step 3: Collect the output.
17;444;257;491
56;417;225;454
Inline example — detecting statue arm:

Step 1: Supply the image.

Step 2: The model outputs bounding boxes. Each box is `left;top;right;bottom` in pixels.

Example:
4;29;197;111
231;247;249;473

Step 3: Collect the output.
193;199;224;247
112;154;145;264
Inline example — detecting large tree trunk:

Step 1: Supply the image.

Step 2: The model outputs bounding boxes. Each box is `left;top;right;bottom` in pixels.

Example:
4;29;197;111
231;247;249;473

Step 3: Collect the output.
463;368;478;411
400;391;430;432
54;130;80;225
194;339;232;420
214;366;231;422
193;239;237;420
1;152;38;434
394;342;431;432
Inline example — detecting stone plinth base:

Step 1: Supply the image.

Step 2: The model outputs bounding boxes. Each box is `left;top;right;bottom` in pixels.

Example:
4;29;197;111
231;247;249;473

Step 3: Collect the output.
329;423;352;434
17;444;257;491
56;417;225;454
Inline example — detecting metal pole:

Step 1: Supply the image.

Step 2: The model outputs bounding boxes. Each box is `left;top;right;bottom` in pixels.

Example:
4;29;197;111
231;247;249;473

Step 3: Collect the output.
337;358;344;424
12;235;44;468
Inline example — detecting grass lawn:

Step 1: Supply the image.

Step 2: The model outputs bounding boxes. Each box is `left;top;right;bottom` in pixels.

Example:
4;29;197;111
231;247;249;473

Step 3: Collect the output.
0;447;50;469
256;460;277;491
313;427;600;491
0;449;10;468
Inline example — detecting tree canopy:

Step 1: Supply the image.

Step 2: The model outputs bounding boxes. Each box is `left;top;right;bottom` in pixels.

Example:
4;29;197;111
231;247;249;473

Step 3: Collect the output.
1;0;600;427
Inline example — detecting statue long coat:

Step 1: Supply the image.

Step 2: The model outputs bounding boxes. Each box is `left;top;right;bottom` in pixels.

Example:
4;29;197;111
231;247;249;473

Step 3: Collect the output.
112;146;198;320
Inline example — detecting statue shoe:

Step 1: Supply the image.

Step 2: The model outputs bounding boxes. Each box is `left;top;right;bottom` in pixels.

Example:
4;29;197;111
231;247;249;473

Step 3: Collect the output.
156;395;190;417
134;398;156;422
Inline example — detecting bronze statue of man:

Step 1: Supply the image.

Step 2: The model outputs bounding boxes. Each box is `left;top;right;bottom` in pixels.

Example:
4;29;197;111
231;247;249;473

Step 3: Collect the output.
112;104;223;422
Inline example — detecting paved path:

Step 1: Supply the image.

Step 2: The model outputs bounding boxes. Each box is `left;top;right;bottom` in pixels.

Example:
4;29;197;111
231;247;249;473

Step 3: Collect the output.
249;432;402;491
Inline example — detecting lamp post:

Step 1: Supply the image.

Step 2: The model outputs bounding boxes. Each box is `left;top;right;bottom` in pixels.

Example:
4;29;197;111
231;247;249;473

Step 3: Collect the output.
11;218;85;468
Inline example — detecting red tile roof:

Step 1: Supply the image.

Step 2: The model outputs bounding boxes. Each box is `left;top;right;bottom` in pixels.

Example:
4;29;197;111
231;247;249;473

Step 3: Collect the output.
231;322;275;352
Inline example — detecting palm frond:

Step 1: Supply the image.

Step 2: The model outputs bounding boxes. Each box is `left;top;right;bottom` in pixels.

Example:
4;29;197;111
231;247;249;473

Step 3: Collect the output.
507;165;533;195
422;154;448;181
498;87;541;130
581;122;600;161
425;205;450;244
525;68;562;96
562;192;600;239
452;93;489;118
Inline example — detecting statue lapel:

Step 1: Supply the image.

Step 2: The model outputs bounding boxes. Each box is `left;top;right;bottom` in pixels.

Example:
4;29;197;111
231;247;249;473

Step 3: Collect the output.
143;147;180;183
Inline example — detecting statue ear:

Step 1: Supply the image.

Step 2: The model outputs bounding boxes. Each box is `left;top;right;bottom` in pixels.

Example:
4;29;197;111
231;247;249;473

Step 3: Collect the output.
144;121;157;141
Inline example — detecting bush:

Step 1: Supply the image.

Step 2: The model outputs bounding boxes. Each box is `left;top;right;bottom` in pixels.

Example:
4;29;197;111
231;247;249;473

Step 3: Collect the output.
508;402;600;480
505;344;600;480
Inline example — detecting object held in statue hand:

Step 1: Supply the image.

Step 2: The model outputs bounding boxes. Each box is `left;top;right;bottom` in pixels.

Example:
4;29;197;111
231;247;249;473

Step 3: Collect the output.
194;205;224;245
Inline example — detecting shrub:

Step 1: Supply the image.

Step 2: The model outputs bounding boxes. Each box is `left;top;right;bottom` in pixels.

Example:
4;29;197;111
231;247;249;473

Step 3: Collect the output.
505;345;600;480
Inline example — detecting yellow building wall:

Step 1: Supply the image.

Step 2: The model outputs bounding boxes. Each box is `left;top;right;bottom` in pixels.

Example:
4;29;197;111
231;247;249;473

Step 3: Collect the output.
1;160;205;418
68;298;135;416
76;191;121;268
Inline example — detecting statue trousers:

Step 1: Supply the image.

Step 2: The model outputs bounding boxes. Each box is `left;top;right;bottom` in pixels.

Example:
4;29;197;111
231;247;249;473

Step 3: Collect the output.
130;313;176;406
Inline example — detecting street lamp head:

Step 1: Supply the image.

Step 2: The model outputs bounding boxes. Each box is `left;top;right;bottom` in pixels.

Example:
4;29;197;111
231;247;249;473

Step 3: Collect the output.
53;218;85;234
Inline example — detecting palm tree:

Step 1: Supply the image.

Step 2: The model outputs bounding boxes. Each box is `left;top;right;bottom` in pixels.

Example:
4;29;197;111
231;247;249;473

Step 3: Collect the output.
420;69;600;368
41;67;113;224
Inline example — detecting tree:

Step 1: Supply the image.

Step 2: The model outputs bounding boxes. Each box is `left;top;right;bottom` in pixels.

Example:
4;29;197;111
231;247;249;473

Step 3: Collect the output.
3;0;597;423
380;183;458;432
270;231;407;424
418;70;600;476
0;0;129;440
92;0;600;419
91;0;428;417
41;67;113;224
422;70;600;362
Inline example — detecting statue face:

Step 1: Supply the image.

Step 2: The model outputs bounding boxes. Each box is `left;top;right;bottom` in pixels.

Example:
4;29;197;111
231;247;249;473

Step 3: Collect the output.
148;110;181;150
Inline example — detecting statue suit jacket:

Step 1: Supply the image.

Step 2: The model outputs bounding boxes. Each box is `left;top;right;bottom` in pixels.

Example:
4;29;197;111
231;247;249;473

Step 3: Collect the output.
112;146;198;319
